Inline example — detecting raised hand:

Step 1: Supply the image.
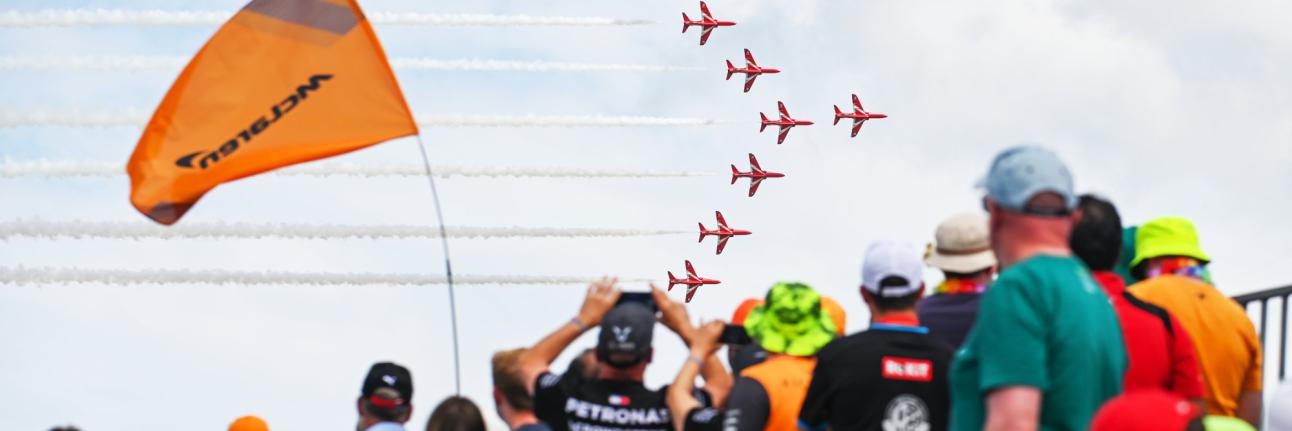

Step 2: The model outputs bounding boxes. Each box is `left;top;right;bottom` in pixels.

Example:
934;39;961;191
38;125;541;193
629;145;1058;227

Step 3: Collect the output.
577;277;621;327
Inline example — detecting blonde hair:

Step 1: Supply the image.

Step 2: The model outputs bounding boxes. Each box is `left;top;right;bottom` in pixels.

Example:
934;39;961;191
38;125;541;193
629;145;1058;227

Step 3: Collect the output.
491;348;533;411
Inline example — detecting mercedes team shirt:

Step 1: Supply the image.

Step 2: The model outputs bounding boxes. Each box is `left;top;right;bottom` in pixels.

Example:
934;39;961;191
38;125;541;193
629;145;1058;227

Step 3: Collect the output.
534;371;709;431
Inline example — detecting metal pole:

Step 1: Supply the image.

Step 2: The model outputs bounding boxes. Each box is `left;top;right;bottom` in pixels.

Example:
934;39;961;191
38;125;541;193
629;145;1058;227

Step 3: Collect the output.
414;135;461;395
1260;299;1268;350
1281;295;1288;380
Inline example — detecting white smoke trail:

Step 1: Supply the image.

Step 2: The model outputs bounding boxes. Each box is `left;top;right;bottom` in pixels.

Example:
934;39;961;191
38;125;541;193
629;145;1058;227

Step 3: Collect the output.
0;219;685;240
0;111;719;128
0;9;653;27
0;266;646;287
0;56;700;73
389;59;699;73
0;56;186;71
0;111;146;128
0;161;712;179
414;115;719;128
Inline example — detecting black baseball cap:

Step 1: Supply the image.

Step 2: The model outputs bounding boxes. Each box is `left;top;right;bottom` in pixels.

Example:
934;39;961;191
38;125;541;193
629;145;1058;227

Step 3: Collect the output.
361;362;413;408
595;303;655;369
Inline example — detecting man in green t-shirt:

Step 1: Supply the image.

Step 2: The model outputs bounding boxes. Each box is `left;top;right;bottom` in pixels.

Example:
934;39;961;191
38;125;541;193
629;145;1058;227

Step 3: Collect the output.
950;146;1127;431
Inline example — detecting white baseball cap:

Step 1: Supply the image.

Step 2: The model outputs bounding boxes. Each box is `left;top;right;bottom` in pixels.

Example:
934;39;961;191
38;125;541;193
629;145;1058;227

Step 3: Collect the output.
862;240;925;297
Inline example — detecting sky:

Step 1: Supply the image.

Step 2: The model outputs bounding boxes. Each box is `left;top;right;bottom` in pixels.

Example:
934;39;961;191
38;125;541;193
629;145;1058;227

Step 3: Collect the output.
2;0;1292;429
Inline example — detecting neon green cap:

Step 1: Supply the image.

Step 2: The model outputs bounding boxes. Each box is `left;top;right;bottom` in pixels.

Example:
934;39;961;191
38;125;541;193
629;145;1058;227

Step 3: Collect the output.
1202;415;1256;431
1132;217;1211;268
743;282;837;357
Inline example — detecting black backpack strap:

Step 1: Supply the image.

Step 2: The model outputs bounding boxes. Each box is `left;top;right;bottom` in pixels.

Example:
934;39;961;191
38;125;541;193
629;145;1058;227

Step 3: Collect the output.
1123;291;1174;337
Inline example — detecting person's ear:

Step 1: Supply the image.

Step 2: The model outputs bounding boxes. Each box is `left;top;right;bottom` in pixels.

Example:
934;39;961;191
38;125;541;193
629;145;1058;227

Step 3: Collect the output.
356;397;365;415
986;200;1004;231
917;283;927;299
1070;207;1084;224
401;405;413;423
860;288;874;305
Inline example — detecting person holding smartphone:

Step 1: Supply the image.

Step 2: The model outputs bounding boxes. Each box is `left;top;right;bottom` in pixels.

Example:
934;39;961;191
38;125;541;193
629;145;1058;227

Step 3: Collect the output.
667;321;727;431
517;278;732;431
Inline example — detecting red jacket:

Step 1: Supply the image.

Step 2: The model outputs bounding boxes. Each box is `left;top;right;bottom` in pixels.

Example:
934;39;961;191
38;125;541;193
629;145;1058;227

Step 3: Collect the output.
1092;271;1204;398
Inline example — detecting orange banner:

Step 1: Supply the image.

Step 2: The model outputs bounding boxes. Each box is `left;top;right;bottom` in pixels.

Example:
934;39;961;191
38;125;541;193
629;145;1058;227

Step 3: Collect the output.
127;0;418;225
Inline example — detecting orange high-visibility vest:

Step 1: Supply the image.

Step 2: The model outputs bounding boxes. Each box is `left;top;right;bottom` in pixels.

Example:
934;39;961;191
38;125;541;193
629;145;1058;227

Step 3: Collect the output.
740;355;816;431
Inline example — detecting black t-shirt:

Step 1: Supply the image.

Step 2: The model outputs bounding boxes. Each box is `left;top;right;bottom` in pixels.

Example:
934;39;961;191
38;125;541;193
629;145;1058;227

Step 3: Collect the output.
516;424;555;431
682;378;771;431
534;371;709;431
798;326;953;431
682;407;724;431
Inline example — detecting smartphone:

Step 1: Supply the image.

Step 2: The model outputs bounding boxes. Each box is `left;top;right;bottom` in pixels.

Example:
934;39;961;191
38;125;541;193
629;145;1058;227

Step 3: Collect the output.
617;291;658;312
719;324;753;345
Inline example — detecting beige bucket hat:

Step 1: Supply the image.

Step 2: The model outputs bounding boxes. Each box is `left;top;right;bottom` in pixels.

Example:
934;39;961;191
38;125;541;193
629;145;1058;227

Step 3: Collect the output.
925;212;996;273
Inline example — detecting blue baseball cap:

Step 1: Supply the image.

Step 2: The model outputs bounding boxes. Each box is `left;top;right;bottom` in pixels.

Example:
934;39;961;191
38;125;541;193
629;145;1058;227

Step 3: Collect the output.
978;146;1077;212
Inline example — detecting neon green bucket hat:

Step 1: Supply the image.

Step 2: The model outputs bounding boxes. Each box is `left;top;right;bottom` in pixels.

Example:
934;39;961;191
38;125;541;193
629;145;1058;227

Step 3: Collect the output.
1131;217;1211;268
743;282;837;357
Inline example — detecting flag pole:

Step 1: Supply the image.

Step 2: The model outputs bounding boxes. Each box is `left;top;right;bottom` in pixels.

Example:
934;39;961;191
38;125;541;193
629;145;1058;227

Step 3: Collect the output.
414;134;461;395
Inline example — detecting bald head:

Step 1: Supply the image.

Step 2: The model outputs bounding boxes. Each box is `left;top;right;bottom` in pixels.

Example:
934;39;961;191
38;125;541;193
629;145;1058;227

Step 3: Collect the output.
988;192;1082;267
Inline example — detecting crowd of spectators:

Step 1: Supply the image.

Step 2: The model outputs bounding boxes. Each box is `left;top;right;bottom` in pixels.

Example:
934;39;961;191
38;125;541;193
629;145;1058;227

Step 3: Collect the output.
57;145;1282;431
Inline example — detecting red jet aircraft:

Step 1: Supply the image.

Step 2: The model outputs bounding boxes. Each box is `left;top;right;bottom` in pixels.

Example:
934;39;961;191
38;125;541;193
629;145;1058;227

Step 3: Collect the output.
726;49;779;93
731;153;785;197
682;2;735;46
667;260;720;303
698;211;752;255
760;101;814;144
833;94;887;138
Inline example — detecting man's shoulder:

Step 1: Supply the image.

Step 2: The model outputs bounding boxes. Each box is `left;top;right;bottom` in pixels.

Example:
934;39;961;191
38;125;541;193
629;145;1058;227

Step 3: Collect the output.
516;423;555;431
1129;274;1210;295
1120;291;1174;329
822;329;946;360
994;255;1101;301
364;423;406;431
918;293;981;313
819;331;880;356
999;255;1084;281
1131;276;1245;314
535;371;568;391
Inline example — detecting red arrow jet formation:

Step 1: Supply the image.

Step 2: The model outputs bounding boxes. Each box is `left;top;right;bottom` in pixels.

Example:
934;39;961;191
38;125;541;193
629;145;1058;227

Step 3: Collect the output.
726;49;779;93
833;94;888;138
698;211;752;255
682;1;735;46
760;101;814;144
668;260;722;303
731;153;784;197
669;4;891;302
